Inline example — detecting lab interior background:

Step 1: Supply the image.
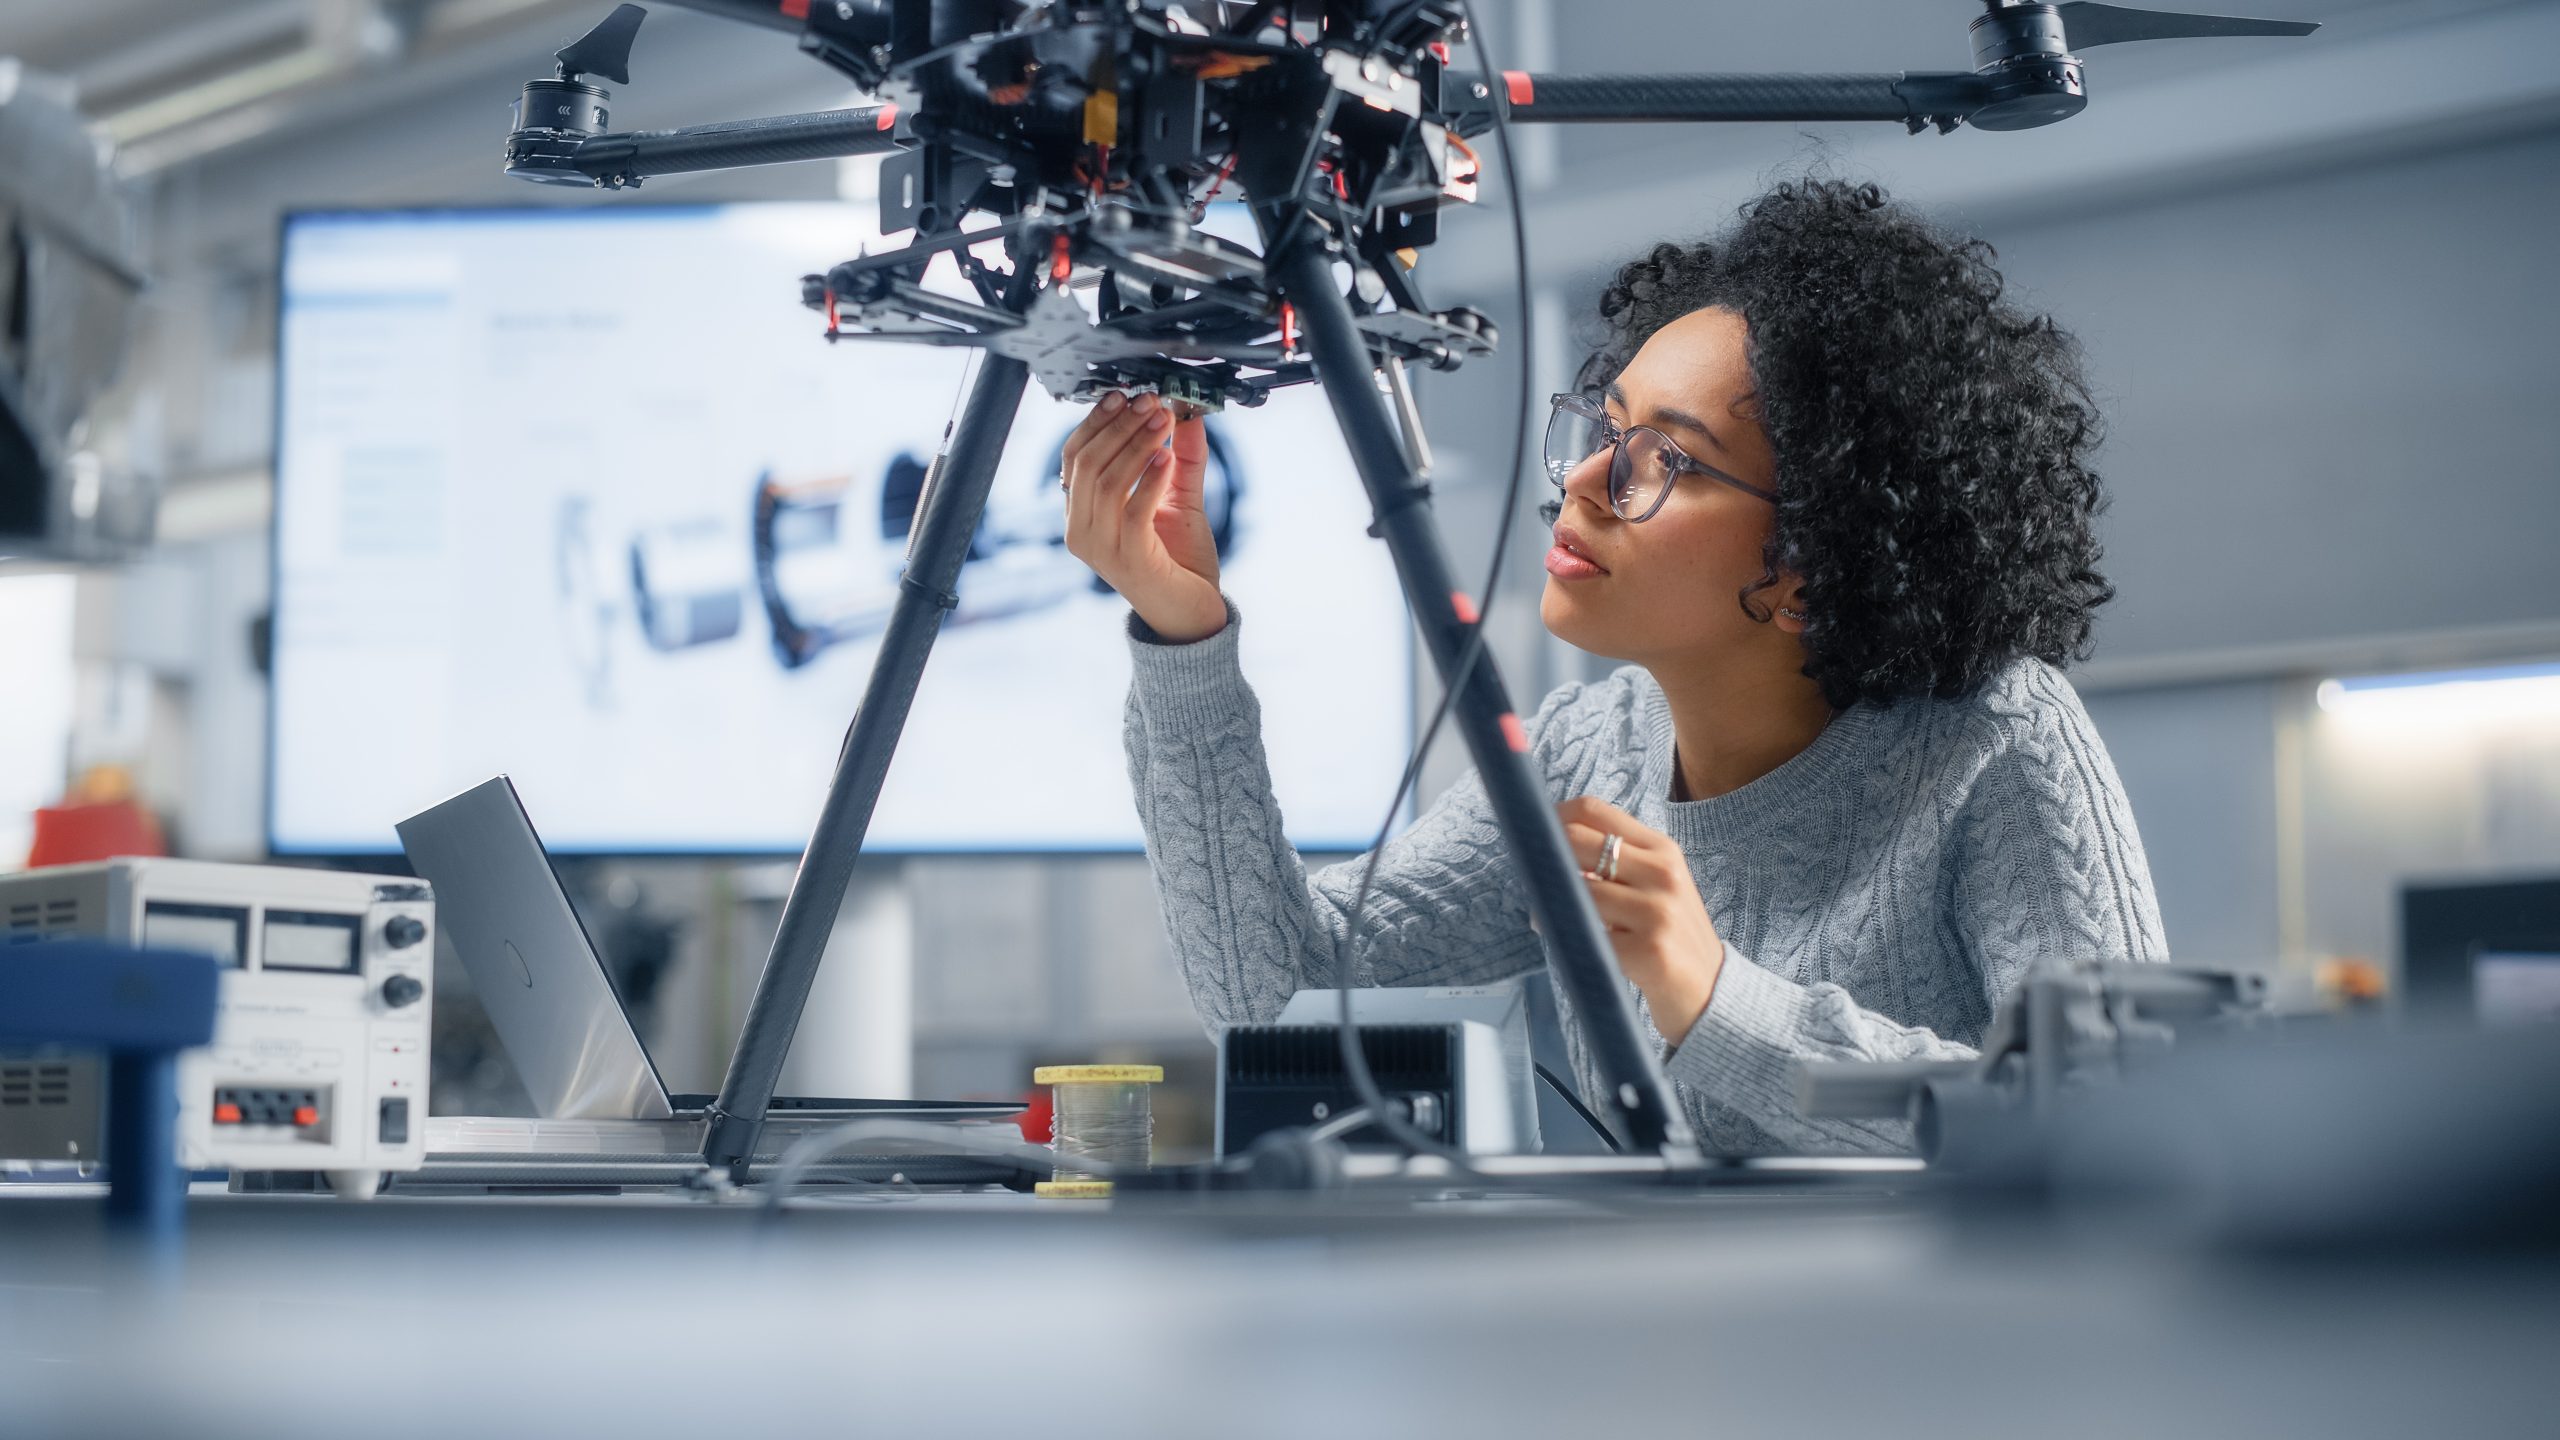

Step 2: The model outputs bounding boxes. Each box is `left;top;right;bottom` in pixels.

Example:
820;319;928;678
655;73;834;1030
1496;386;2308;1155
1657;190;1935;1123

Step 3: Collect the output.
4;0;2556;1141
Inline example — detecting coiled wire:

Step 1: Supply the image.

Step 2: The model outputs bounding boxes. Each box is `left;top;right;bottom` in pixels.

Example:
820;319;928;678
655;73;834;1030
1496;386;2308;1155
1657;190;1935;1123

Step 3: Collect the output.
1036;1064;1160;1189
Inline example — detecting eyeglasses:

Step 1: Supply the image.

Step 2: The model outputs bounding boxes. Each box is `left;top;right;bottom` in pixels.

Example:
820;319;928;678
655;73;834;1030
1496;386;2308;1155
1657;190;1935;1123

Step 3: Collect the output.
1543;392;1777;523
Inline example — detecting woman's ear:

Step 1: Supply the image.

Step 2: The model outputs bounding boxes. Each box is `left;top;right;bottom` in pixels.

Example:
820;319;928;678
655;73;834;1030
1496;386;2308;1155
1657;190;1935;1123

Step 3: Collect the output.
1768;572;1810;635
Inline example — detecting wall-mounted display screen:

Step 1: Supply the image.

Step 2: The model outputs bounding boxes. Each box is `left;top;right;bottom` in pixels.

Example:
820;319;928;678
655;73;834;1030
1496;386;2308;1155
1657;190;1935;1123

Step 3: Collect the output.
268;204;1411;855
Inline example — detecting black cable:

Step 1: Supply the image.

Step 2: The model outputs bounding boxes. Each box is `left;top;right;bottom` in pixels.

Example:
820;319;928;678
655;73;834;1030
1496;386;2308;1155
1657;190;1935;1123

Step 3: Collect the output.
1327;0;1540;1166
1535;1061;1624;1153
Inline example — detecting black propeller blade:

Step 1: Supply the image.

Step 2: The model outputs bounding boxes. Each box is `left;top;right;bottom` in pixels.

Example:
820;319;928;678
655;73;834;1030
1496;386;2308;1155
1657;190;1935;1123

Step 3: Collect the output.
2054;2;2320;49
557;3;647;84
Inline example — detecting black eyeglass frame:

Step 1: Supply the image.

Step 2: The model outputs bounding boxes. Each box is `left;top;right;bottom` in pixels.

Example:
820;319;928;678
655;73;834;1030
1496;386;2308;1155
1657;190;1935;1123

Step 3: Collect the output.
1544;391;1778;521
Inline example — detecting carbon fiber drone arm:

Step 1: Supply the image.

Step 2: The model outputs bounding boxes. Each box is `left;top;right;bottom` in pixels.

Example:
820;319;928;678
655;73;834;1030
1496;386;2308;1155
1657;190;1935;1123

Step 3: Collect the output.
507;104;908;188
1484;71;1993;129
572;105;907;178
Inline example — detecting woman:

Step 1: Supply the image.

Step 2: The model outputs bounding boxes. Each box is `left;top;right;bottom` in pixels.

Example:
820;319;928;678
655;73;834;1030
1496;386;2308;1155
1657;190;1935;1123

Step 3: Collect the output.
1060;179;2166;1154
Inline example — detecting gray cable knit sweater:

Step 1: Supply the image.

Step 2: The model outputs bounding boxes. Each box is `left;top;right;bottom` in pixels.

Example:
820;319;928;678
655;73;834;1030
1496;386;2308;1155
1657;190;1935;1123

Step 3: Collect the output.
1123;605;2169;1155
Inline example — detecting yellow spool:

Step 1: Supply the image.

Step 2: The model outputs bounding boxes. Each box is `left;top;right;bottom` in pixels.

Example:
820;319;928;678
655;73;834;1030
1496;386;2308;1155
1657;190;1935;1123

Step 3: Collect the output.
1033;1064;1164;1085
1037;1063;1160;1197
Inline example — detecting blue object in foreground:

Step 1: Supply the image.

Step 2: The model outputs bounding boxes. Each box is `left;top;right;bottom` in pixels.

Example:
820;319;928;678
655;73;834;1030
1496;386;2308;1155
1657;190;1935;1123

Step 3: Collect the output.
0;941;220;1255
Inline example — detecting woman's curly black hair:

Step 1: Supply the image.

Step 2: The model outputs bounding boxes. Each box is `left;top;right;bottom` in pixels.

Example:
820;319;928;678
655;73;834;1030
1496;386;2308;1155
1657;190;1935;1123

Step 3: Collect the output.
1579;178;2113;710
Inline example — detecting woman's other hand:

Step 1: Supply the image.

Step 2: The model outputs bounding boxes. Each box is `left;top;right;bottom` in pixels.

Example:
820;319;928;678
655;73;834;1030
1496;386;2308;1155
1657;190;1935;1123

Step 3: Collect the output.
1556;796;1727;1042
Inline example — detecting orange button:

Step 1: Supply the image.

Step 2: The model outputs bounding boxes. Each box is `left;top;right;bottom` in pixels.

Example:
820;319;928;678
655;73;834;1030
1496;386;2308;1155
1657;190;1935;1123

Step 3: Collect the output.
292;1106;319;1127
213;1102;242;1125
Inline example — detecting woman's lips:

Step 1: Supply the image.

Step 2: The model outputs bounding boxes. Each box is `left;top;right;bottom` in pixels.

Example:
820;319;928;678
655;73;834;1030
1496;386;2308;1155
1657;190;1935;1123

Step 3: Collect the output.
1545;545;1605;580
1546;524;1609;580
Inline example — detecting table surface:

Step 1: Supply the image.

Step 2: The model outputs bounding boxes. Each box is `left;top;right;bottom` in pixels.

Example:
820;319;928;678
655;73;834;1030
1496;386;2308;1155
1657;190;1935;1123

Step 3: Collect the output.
4;1171;2555;1440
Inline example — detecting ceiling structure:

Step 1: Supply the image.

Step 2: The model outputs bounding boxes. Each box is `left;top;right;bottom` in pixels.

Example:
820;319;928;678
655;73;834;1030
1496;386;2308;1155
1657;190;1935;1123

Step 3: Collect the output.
3;0;2531;179
1;0;609;174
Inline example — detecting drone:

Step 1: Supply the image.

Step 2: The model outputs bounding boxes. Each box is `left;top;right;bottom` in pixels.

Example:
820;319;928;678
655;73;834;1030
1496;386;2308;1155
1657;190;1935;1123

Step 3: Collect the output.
496;0;2320;1177
505;1;2317;413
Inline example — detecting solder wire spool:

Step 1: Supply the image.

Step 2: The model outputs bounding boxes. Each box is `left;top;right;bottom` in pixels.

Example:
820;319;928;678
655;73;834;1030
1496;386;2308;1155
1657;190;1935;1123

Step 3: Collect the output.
1032;1064;1160;1198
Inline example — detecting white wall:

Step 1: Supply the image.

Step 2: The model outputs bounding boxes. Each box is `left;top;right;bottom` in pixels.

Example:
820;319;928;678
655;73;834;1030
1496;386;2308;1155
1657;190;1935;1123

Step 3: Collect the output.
1993;127;2560;675
0;575;78;870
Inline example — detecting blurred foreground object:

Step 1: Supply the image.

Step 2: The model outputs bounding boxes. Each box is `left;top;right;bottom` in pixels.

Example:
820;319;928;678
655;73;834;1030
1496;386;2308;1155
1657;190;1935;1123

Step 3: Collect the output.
1808;958;2560;1249
0;940;216;1261
1799;960;2277;1167
2041;1021;2560;1251
0;60;152;565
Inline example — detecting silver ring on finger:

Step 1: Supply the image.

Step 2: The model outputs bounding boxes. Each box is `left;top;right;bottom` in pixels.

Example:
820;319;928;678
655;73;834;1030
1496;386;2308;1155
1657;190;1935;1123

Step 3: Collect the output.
1596;832;1623;884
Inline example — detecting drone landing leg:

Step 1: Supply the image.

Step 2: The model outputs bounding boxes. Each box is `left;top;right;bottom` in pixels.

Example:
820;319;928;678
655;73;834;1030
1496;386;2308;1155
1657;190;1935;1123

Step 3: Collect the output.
1268;239;1699;1160
703;280;1036;1178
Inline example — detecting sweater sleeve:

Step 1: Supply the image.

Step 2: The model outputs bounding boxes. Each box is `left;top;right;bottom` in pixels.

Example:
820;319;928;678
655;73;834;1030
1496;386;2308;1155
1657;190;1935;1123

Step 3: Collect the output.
1664;668;2170;1155
1124;601;1550;1029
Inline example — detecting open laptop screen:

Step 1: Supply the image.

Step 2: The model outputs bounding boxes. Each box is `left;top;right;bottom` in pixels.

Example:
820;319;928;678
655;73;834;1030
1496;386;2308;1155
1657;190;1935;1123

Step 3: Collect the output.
399;776;675;1120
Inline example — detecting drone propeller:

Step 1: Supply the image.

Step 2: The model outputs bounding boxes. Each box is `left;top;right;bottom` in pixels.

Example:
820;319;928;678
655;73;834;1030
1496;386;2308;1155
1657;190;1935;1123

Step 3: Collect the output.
557;3;647;85
1951;0;2317;129
2050;2;2319;49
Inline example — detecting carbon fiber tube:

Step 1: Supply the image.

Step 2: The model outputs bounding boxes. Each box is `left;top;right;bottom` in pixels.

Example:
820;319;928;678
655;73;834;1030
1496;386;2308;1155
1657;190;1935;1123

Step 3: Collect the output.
569;106;908;181
702;260;1038;1179
1503;71;1987;124
1270;237;1698;1160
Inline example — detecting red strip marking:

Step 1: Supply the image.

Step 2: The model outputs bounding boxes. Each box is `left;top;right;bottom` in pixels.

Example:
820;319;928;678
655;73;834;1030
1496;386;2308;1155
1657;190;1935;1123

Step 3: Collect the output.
1451;591;1479;625
1499;713;1529;753
1279;302;1296;355
781;0;810;19
1051;233;1073;282
876;104;898;131
824;288;840;336
1503;71;1534;106
1202;152;1238;203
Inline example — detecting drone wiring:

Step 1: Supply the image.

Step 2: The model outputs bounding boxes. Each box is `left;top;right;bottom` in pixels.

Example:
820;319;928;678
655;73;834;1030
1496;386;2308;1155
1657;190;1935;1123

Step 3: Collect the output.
1325;0;1544;1167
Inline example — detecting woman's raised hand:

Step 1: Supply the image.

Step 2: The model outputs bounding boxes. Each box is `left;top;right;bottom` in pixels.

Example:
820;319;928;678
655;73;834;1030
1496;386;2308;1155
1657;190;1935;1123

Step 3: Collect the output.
1060;391;1227;643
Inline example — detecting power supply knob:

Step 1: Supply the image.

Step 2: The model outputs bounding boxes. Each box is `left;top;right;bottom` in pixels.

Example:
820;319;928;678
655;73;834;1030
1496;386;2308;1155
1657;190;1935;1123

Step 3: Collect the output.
384;915;427;949
381;973;425;1008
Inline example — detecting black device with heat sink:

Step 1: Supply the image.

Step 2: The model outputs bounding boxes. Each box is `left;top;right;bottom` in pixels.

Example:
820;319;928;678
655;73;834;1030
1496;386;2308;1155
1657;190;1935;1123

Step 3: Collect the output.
1220;1024;1462;1154
1215;985;1542;1157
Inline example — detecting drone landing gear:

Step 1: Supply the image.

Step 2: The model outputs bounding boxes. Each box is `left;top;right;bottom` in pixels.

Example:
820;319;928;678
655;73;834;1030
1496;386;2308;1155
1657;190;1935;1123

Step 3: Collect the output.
703;259;1038;1176
700;222;1697;1173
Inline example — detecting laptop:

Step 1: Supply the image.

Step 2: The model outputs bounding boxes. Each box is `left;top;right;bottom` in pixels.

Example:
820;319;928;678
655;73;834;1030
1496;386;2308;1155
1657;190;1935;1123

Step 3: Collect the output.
396;776;1019;1126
